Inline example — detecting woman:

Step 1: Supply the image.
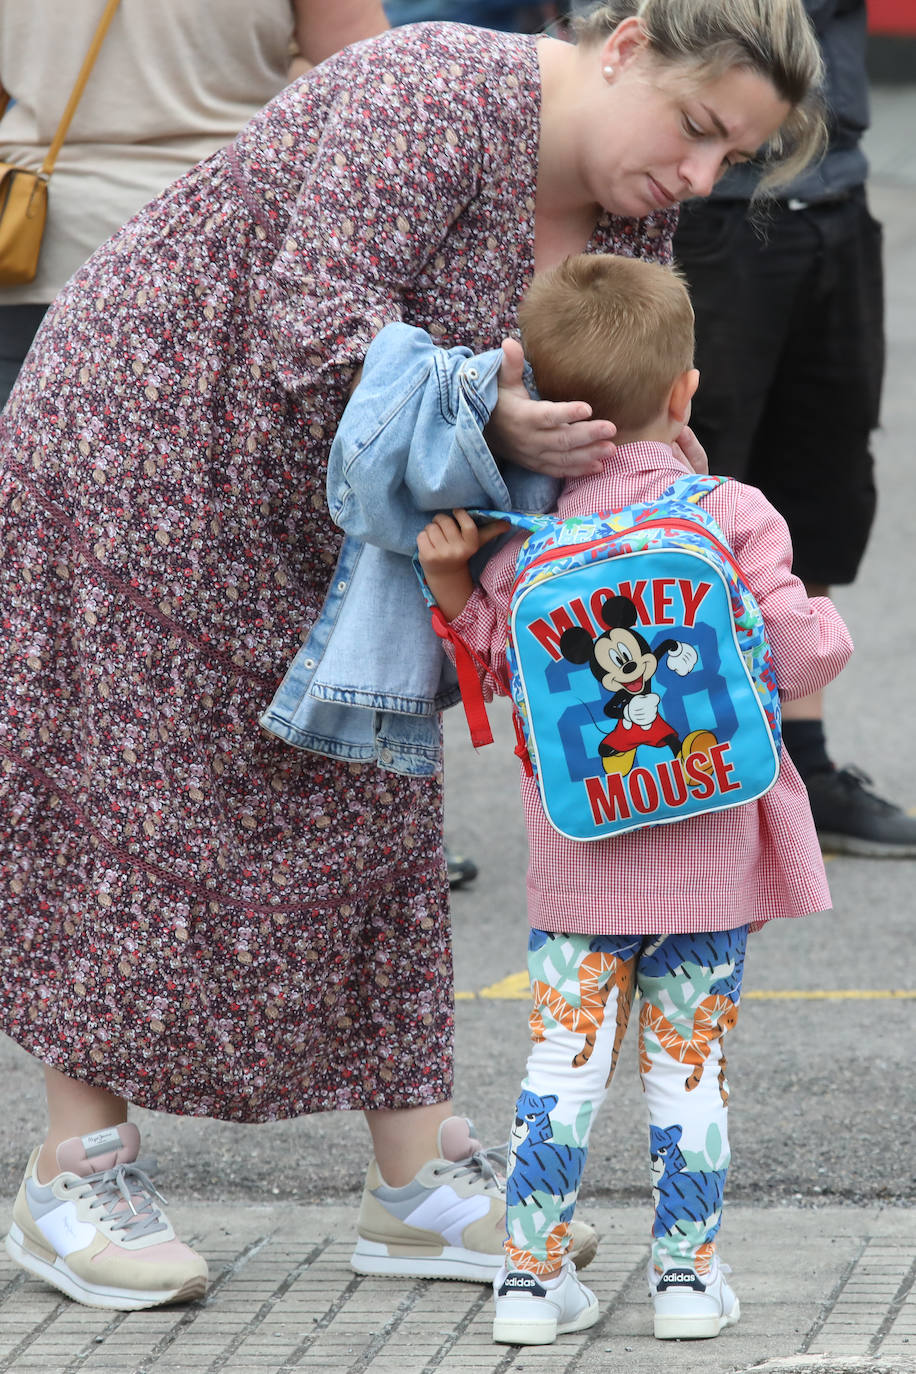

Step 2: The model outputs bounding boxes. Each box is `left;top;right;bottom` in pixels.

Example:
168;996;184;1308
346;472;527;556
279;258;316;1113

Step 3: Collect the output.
0;0;823;1311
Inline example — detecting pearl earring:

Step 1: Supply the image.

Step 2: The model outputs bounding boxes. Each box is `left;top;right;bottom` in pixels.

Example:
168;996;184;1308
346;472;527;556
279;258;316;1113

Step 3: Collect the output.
603;64;615;80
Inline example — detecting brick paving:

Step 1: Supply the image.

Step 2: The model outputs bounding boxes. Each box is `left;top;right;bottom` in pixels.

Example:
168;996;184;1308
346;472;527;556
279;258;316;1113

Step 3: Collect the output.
2;1204;916;1374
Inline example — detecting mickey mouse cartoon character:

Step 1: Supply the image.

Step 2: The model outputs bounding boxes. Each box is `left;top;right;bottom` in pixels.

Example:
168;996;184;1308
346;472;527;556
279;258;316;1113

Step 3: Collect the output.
559;595;716;776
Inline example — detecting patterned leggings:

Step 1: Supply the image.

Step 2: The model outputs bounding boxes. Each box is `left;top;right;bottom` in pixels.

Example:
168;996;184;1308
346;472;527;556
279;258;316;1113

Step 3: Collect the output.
504;926;748;1277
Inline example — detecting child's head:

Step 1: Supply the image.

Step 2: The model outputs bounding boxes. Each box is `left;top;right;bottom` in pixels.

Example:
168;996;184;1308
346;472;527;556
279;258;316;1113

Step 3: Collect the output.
518;253;697;437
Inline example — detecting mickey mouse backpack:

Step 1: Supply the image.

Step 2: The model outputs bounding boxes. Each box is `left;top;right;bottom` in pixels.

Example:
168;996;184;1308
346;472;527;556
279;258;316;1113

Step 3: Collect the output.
429;473;782;842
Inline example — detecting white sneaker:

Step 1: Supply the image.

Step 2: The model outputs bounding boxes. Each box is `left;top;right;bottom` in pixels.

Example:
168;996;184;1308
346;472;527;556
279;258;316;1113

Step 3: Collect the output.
649;1256;740;1340
350;1116;597;1281
492;1260;600;1345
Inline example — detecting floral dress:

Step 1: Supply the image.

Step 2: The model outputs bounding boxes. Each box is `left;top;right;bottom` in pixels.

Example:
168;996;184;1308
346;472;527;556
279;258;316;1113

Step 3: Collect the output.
0;23;675;1121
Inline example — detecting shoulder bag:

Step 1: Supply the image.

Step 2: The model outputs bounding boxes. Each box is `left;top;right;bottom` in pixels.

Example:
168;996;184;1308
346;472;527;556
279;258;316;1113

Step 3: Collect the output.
0;0;121;286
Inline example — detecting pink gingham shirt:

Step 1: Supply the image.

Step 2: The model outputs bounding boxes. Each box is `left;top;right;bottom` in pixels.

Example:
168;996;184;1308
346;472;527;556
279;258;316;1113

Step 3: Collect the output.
448;442;854;934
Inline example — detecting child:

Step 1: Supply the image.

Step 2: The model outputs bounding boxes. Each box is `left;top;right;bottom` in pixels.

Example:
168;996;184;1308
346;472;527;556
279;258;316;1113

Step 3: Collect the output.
417;254;853;1346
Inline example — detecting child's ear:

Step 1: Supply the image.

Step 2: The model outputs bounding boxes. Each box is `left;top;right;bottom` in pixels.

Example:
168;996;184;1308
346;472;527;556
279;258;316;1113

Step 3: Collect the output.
668;368;700;425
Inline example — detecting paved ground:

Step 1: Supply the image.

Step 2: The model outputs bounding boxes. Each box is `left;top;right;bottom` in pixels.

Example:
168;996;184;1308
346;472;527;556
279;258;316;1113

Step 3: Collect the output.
1;85;915;1374
2;1203;916;1374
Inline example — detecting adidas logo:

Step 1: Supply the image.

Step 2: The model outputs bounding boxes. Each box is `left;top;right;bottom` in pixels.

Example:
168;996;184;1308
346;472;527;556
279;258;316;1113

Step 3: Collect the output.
499;1272;547;1297
658;1268;705;1291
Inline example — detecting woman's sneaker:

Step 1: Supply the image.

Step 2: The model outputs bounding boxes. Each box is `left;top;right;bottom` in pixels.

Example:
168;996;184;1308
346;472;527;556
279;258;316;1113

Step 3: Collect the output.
350;1116;598;1281
5;1124;208;1310
649;1256;740;1340
492;1260;600;1345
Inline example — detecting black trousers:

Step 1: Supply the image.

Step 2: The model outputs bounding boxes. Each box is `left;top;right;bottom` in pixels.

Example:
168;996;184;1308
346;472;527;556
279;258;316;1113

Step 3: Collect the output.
674;191;883;586
0;303;49;411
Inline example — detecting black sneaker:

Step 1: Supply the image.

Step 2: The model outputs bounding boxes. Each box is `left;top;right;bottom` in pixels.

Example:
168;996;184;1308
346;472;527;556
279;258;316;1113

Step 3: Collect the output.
806;767;916;858
445;846;479;888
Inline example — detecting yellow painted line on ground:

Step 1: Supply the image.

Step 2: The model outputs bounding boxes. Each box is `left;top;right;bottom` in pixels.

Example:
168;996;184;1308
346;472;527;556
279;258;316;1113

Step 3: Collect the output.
744;988;916;1001
455;975;916;1003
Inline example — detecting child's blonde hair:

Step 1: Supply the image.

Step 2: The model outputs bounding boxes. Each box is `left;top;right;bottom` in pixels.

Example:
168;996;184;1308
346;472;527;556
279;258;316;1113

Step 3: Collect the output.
518;253;694;432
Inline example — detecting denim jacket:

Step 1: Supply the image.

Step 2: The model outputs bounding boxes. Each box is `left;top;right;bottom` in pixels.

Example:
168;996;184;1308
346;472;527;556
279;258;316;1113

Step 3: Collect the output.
259;322;558;776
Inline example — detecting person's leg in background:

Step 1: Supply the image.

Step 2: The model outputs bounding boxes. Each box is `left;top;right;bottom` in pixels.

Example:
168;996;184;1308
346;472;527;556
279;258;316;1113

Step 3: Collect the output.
445;845;478;888
743;195;915;854
676;195;916;856
493;929;641;1345
637;927;747;1340
0;304;47;409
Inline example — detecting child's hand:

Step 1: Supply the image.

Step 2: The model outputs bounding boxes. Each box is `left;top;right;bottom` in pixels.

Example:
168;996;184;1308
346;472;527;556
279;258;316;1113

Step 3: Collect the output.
417;510;507;575
418;510;509;623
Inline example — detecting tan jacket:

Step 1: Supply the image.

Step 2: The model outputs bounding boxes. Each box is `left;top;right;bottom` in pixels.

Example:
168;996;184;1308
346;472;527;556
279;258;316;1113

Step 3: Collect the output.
0;0;296;303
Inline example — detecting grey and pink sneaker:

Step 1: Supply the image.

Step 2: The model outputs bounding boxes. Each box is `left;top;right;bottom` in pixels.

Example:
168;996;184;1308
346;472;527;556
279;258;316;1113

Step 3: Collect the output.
350;1116;598;1281
5;1124;208;1310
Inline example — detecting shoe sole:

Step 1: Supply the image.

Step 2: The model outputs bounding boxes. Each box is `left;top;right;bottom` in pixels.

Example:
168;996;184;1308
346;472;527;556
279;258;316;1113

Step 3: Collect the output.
654;1297;741;1340
351;1232;599;1283
351;1237;500;1282
5;1224;208;1312
493;1298;600;1345
818;829;916;858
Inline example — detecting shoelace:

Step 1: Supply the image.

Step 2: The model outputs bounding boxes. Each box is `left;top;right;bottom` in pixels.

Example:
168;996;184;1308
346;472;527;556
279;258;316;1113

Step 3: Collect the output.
62;1157;170;1239
433;1143;508;1195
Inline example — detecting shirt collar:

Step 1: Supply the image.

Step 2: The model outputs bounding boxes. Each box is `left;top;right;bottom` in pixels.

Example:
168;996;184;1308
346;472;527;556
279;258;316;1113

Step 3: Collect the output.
608;439;689;474
561;440;689;506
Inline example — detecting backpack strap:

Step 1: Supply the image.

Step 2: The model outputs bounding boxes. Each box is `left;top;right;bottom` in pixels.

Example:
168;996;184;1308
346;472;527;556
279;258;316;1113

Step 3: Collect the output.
429;606;495;748
469;507;548;534
662;473;730;504
419;512;528;752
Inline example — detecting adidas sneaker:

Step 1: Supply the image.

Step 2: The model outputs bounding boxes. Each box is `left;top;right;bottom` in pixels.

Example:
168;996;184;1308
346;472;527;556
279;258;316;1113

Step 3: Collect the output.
492;1261;600;1344
649;1255;740;1339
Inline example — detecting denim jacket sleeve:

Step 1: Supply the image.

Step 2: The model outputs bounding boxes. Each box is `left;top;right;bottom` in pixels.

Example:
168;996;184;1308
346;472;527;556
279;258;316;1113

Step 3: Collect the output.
259;323;559;776
326;321;559;548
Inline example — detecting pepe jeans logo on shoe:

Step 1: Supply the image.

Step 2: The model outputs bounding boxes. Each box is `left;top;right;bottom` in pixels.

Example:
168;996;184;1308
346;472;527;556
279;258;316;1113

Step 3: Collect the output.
657;1268;706;1292
499;1272;547;1297
81;1127;123;1155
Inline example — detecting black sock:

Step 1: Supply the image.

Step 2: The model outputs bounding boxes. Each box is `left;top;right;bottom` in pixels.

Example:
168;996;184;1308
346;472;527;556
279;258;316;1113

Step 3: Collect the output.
782;719;833;781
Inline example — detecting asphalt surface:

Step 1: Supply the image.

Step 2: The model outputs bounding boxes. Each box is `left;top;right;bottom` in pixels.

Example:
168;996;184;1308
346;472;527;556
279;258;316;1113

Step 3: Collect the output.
6;90;915;1212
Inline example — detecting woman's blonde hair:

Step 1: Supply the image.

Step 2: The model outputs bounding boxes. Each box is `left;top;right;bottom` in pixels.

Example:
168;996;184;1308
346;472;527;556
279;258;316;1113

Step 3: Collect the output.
575;0;827;191
518;253;695;431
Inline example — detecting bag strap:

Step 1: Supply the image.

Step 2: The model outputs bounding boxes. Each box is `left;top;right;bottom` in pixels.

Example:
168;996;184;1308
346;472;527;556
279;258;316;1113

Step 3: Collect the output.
38;0;122;180
469;507;548;536
473;476;731;531
429;606;495;748
662;472;729;505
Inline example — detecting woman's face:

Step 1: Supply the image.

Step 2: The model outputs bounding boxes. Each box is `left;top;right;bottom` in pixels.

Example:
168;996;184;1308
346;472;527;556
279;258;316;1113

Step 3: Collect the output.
573;27;793;219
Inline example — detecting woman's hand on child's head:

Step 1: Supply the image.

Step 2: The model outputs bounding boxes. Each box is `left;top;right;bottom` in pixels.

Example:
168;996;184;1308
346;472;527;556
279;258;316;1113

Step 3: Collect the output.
672;425;709;475
417;509;508;574
486;338;616;478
